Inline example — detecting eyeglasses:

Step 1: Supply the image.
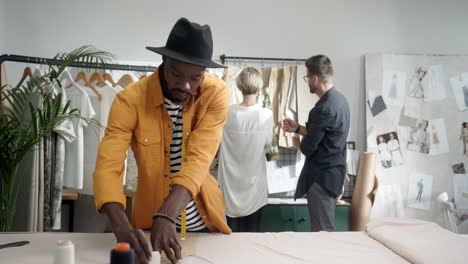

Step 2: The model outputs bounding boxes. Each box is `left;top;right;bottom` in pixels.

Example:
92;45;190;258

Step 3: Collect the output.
303;74;316;83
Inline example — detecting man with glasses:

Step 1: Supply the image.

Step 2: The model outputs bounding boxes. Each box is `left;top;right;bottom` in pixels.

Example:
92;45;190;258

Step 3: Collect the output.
283;55;350;232
93;17;231;264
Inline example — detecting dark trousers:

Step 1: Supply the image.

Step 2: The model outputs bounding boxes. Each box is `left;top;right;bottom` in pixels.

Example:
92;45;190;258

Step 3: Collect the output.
226;208;263;232
306;182;336;232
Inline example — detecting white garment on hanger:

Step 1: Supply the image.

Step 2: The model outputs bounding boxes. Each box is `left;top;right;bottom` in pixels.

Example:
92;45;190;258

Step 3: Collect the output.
62;82;96;189
51;74;76;229
13;75;44;231
81;91;100;195
53;78;76;143
81;83;125;194
225;66;243;105
98;84;123;139
218;104;274;217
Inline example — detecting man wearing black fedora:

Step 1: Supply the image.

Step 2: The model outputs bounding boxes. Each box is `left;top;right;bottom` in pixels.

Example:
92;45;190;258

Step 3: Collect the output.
94;17;231;264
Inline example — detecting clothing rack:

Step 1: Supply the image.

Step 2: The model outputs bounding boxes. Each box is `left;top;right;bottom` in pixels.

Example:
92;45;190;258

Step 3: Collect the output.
0;54;157;83
219;54;306;65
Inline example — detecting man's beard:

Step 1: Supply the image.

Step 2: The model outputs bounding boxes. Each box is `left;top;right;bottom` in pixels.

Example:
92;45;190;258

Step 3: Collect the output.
170;88;193;103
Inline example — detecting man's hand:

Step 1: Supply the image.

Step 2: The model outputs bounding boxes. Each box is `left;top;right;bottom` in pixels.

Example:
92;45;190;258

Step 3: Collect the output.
283;118;299;133
151;185;192;264
102;202;151;264
151;217;181;264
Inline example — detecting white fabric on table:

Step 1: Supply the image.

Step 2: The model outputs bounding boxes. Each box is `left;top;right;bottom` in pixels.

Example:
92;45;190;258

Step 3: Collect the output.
0;232;409;264
367;218;468;264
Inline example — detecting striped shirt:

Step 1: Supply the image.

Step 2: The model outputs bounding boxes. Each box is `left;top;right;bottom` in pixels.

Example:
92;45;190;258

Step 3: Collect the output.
164;97;206;231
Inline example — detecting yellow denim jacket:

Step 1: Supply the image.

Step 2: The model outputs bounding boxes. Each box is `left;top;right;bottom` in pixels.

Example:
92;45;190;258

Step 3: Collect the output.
93;69;231;233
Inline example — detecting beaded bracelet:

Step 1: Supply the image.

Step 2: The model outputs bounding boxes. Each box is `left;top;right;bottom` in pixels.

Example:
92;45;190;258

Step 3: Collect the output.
152;213;177;225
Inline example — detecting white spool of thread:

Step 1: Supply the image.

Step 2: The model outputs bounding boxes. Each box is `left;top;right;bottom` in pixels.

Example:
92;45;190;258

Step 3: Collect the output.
150;251;161;264
53;240;75;264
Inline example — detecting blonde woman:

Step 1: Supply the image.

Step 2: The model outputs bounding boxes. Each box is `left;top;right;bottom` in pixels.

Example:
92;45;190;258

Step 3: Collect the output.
218;67;274;232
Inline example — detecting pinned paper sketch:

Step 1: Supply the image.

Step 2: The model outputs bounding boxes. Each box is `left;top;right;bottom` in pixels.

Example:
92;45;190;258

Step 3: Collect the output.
376;132;403;168
450;74;468;111
382;71;406;107
371;184;405;218
461;122;468;156
452;163;466;174
453;174;468;210
428;118;449;156
367;95;387;117
408;173;433;210
398;107;417;128
407;119;430;154
424;65;446;101
402;95;423;119
408;67;428;99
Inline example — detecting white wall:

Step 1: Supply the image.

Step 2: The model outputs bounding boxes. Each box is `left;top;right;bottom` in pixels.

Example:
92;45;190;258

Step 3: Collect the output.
3;0;468;150
0;0;6;54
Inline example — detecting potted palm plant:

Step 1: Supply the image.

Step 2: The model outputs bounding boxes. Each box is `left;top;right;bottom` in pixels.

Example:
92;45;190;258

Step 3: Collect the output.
0;46;114;231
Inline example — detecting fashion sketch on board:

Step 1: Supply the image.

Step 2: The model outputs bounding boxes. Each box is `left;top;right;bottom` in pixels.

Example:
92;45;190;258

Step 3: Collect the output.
463;85;468;108
428;118;449;156
382;71;406;106
461;122;468;156
449;74;468;111
377;136;392;168
408;173;433;210
407;119;430;154
415;178;424;203
377;132;403;168
387;132;403;167
408;67;427;99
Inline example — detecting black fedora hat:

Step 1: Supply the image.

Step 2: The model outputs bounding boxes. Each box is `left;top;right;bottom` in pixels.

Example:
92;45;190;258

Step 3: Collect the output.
146;17;225;68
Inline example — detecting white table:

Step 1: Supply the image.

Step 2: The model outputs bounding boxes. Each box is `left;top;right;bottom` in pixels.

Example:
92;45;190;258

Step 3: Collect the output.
0;231;409;264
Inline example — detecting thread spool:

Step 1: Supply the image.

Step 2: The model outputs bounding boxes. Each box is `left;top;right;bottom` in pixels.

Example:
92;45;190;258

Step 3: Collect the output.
53;240;75;264
150;251;161;264
110;242;135;264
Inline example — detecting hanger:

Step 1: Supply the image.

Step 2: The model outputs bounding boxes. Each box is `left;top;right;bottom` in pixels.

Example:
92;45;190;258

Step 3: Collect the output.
89;71;107;87
222;67;229;81
72;71;102;101
58;70;75;88
33;67;48;95
103;72;117;87
117;73;135;89
16;66;45;94
15;66;33;88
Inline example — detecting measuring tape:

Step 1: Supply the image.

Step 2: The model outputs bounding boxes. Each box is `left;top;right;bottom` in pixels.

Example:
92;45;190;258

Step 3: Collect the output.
180;208;187;240
180;138;187;240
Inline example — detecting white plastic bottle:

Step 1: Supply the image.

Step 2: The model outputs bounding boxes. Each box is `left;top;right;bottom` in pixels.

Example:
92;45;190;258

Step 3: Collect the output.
53;240;75;264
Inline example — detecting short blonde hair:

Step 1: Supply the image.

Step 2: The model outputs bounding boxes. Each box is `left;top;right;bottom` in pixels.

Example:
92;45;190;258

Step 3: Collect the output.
236;67;263;95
